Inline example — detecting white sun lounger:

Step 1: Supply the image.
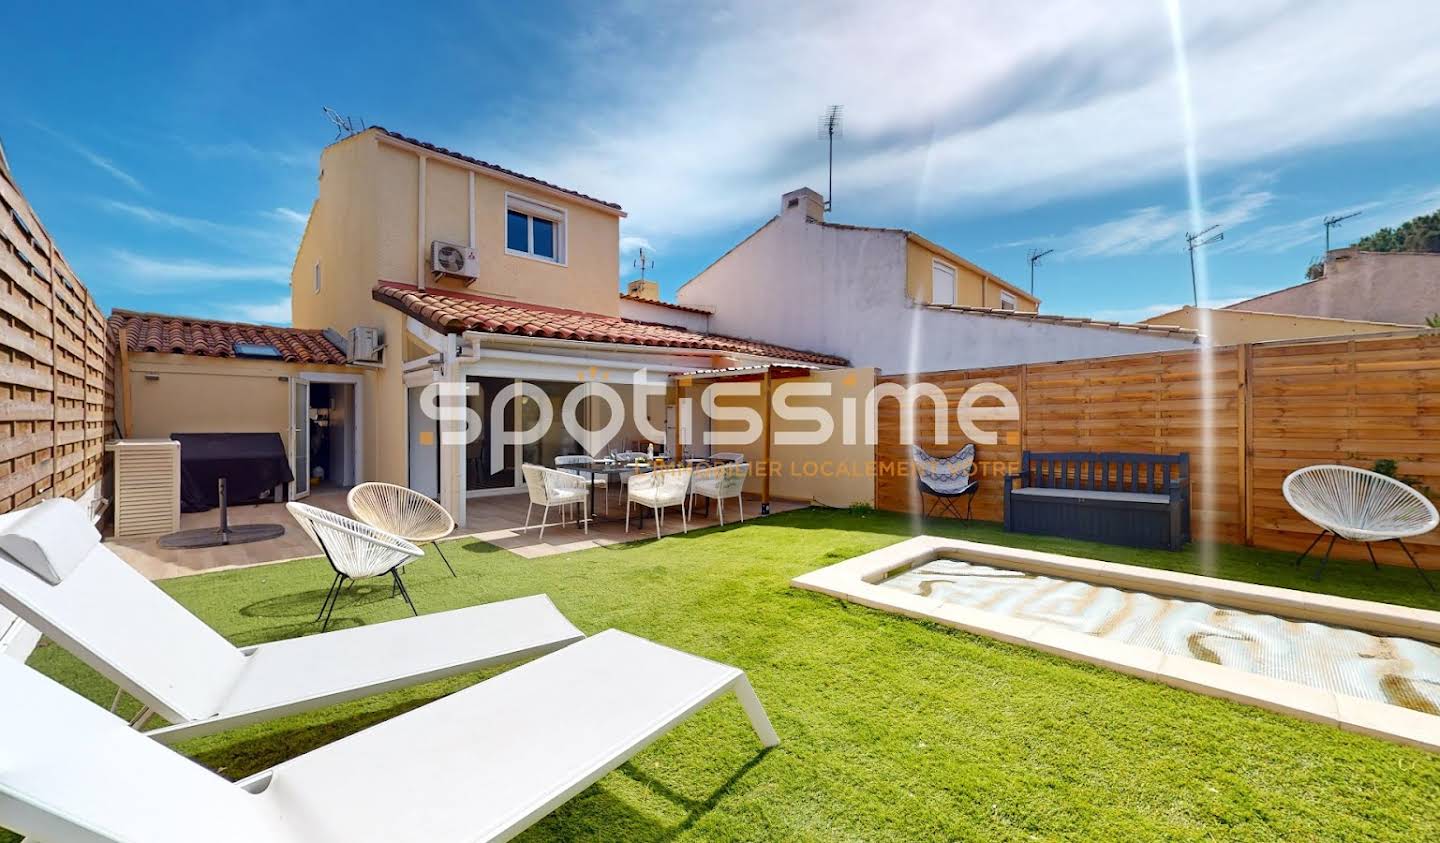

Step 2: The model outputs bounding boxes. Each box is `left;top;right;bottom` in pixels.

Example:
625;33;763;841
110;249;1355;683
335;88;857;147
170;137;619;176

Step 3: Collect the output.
0;628;779;843
0;499;584;743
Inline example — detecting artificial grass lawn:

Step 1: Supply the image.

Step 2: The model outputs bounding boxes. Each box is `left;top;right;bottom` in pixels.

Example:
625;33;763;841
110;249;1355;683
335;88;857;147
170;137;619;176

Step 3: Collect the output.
10;509;1440;841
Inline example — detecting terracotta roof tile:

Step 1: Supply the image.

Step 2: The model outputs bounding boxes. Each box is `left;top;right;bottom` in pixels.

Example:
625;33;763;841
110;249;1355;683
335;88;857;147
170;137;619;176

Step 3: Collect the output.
109;310;347;364
618;293;714;315
373;282;847;366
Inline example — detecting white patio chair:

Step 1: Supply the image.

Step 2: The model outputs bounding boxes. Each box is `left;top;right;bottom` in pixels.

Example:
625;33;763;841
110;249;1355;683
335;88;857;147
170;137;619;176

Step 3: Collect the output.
556;454;608;513
690;462;750;525
1283;464;1439;589
627;467;693;539
347;482;458;577
0;628;778;843
710;451;746;464
521;464;589;540
289;502;426;630
0;498;584;744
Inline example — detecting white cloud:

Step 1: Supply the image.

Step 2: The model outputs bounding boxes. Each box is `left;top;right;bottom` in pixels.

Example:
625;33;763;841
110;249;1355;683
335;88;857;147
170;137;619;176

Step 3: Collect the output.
1088;294;1251;324
110;249;291;289
1059;188;1273;258
466;0;1440;257
222;297;292;324
99;200;237;237
1219;184;1440;256
266;207;310;229
33;124;145;192
619;235;652;255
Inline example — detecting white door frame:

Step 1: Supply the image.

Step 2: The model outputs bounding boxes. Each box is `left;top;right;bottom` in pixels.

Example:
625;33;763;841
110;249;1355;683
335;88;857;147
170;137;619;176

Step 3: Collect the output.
289;377;311;500
300;370;365;486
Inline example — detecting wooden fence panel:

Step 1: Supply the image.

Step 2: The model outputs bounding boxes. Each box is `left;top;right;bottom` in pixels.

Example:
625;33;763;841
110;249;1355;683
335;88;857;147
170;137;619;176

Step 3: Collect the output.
875;331;1440;568
0;162;112;514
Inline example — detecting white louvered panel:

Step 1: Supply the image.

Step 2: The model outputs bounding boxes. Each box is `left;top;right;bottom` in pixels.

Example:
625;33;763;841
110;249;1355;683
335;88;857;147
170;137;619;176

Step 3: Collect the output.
107;439;180;537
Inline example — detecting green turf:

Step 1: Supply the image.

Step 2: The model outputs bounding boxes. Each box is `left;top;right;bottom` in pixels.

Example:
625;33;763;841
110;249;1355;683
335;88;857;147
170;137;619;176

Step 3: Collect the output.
8;509;1440;841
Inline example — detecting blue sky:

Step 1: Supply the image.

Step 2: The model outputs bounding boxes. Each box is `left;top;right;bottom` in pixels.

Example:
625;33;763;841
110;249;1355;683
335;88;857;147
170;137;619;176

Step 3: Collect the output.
5;0;1440;325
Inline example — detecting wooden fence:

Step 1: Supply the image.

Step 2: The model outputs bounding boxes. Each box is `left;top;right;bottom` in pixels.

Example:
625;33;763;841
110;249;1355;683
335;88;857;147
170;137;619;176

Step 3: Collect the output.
0;159;112;514
875;330;1440;569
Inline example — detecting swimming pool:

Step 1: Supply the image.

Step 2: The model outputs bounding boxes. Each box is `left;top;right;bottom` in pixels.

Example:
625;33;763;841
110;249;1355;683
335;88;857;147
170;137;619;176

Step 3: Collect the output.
792;536;1440;752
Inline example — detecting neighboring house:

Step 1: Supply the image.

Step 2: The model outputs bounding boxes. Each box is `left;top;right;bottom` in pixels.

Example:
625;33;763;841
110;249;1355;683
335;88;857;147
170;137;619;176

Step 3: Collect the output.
1220;248;1440;326
676;188;1197;373
289;128;848;522
618;280;713;333
1142;305;1419;345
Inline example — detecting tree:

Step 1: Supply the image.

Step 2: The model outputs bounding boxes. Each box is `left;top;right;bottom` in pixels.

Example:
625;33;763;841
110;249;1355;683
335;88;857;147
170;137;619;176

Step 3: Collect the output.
1351;208;1440;254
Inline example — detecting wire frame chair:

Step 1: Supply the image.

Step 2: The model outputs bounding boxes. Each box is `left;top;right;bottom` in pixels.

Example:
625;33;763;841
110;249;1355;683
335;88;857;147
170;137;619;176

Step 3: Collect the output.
287;502;425;631
1283;464;1439;589
347;482;458;577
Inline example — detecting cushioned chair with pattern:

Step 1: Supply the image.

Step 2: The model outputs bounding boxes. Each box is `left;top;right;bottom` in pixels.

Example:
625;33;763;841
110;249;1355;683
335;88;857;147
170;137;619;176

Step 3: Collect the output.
347;482;458;577
912;443;978;520
689;463;750;525
521;464;590;540
627;467;693;539
1284;464;1439;589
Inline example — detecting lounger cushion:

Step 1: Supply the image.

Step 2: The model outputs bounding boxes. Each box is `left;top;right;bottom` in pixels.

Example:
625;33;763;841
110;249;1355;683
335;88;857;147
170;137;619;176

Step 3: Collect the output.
1010;487;1170;506
0;498;99;585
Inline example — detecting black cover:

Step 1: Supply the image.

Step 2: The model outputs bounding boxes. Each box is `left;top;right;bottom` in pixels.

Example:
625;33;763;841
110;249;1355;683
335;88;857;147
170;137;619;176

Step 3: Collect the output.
173;433;294;512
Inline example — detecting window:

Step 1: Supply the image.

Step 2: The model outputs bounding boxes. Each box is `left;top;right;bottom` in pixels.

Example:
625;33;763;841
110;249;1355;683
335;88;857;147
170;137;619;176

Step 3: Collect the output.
931;260;956;306
999;291;1018;311
505;195;566;264
313;261;322;294
235;342;283;359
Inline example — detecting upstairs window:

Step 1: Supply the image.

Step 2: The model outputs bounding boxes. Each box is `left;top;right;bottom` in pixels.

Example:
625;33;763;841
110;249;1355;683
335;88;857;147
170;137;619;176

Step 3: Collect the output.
931;260;956;306
999;291;1018;311
505;194;566;264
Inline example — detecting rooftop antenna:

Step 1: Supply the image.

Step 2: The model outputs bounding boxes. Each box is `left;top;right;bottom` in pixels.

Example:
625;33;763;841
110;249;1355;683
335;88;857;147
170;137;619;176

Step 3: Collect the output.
1185;225;1224;307
1026;248;1054;296
633;246;654;280
322;107;365;141
1323;210;1362;253
817;105;843;212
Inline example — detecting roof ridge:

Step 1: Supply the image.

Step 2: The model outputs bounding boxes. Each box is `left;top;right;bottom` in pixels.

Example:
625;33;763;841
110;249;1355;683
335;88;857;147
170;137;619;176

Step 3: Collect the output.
920;303;1198;337
109;308;329;334
377;281;634;324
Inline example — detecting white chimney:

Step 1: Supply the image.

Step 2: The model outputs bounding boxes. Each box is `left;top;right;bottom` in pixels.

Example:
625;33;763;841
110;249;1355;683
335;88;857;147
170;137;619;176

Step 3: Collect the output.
781;187;825;223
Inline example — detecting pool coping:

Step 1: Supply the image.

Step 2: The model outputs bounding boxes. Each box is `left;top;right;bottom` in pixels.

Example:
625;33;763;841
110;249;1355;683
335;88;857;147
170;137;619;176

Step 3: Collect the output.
791;536;1440;753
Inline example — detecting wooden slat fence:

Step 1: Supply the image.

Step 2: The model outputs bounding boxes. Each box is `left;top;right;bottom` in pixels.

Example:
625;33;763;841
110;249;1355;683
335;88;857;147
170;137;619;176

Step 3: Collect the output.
0;161;112;513
875;331;1440;569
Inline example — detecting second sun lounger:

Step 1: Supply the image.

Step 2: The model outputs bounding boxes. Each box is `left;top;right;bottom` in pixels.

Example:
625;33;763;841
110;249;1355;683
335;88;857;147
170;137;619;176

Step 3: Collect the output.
0;499;584;743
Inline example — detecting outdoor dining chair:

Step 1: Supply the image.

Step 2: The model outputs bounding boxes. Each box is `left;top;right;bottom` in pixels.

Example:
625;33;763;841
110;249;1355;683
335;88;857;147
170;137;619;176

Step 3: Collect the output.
521;464;590;539
627;466;693;539
912;443;978;520
556;453;608;513
1283;463;1439;589
690;462;750;525
0;497;584;744
288;502;427;630
710;451;746;464
347;482;458;577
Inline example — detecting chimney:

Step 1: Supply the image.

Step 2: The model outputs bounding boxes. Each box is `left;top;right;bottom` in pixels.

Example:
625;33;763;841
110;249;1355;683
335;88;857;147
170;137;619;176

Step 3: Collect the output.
781;187;825;223
626;278;660;300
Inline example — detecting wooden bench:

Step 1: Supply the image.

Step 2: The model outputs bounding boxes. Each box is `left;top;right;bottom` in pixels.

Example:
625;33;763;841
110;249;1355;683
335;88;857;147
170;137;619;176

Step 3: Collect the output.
1004;451;1191;550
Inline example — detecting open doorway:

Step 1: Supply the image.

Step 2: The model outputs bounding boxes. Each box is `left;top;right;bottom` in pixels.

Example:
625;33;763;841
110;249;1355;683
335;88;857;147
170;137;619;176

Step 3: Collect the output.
307;381;356;491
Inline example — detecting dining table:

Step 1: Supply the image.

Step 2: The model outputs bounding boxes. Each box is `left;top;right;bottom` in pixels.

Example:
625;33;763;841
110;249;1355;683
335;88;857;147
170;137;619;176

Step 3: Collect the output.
564;458;653;525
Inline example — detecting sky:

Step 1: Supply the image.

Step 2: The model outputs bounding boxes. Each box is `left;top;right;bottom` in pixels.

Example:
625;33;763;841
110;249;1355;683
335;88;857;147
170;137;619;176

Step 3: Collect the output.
4;0;1440;326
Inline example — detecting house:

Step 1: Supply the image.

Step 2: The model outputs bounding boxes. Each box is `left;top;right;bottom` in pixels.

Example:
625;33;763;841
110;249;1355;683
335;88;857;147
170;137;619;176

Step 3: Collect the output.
675;188;1198;373
1220;248;1440;326
288;129;857;523
1140;305;1419;345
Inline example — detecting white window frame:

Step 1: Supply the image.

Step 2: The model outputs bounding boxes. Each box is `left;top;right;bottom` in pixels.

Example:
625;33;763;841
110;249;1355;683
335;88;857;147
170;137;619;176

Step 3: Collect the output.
313;260;321;294
999;291;1018;311
931;259;956;306
505;193;568;266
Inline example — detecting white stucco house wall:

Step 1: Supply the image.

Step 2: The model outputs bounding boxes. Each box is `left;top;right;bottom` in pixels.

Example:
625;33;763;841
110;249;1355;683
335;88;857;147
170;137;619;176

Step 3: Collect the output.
676;188;1198;374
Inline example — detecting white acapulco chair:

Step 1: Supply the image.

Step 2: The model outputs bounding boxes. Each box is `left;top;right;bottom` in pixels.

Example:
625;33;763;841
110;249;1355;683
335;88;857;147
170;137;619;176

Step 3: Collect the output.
1283;464;1439;590
627;467;693;539
288;502;425;630
521;464;590;540
689;463;750;525
347;482;458;577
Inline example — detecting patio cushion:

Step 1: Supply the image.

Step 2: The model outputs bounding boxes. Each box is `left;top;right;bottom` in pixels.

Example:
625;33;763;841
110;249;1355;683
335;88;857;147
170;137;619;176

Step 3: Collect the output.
1010;487;1169;506
0;498;99;585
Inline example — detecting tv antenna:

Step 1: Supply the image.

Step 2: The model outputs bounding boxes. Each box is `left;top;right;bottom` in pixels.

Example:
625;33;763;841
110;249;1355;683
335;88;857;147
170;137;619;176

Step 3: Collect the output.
1027;248;1054;296
322;107;365;140
1185;225;1224;307
817;105;843;212
1323;210;1362;252
633;246;654;280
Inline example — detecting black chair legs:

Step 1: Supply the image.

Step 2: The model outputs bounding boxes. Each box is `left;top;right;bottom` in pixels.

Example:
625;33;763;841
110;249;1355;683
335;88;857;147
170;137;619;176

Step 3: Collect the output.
433;542;457;577
1395;539;1436;592
1295;531;1435;592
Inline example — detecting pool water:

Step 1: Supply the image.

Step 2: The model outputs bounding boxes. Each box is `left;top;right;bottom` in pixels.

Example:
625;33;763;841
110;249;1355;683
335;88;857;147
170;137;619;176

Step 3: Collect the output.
883;558;1440;714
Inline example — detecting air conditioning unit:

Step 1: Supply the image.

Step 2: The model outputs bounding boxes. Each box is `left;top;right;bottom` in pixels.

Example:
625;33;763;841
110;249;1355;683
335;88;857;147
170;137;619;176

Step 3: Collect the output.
348;326;383;363
432;240;479;280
